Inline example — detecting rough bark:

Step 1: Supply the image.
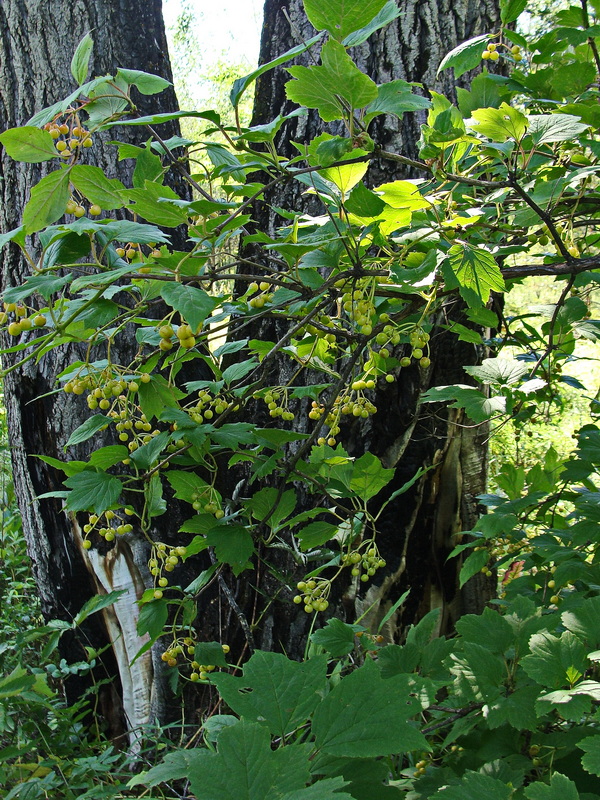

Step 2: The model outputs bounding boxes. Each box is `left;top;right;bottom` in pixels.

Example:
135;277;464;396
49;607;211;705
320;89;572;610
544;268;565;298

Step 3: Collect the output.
0;0;186;741
225;0;501;658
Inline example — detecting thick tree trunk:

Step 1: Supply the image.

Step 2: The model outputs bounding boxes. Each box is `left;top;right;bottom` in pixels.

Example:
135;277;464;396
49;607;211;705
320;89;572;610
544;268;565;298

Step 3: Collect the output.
0;0;186;741
224;0;501;658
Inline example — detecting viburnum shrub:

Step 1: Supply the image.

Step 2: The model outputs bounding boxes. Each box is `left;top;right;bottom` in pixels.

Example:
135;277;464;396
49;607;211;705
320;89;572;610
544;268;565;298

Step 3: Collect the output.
1;0;600;795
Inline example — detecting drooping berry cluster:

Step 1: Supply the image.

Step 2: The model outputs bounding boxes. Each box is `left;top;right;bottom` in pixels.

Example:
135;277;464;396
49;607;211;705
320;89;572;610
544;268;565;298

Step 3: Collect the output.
160;639;230;682
293;579;330;613
481;41;522;62
149;542;188;596
342;544;386;583
44;118;94;159
82;508;136;548
2;302;47;337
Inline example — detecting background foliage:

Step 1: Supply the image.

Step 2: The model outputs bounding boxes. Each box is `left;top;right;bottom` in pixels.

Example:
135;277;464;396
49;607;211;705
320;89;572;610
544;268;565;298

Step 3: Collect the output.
1;0;600;797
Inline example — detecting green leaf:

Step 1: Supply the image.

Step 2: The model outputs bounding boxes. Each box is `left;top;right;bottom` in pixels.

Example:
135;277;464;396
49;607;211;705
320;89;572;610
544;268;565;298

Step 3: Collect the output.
0;126;58;162
145;472;167;519
304;0;388;41
464;357;528;386
137;597;168;640
297;521;338;550
500;0;527;24
0;667;36;699
22;167;71;233
221;359;259;385
115;68;171;95
345;182;385;217
133;143;164;187
579;735;600;777
342;0;402;46
205;143;246;182
528;114;589;145
138;376;185;421
459;549;492;587
286;40;378;122
27;76;109;127
312;659;429;757
521;631;587;688
523;772;580;800
421;386;505;423
206;525;254;576
455;608;514;654
447;244;505;304
246;488;297;529
64;471;123;514
65;415;112;449
449;642;505;702
70;32;93;86
363;80;431;125
89;445;129;470
185;720;313;800
161;283;219;332
0;226;25;250
470;103;528;142
4;272;71;303
194;641;228;668
349;452;394;501
74;589;127;626
282;778;354;800
122;182;188;227
435;771;513;799
166;470;210;503
230;34;322;109
70;165;126;210
129;431;170;470
310;618;358;657
212;651;328;737
437;34;491;78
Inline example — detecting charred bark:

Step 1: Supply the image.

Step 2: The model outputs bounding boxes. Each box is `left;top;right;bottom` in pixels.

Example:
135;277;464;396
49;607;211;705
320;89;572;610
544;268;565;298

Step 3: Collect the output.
223;0;501;659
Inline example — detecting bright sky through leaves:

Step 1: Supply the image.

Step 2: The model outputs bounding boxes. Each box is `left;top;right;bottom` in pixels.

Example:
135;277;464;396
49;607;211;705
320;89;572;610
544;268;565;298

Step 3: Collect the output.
163;0;263;68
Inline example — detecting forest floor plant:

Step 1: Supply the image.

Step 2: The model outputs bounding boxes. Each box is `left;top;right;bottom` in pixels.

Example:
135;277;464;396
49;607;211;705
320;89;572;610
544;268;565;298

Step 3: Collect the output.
1;0;600;796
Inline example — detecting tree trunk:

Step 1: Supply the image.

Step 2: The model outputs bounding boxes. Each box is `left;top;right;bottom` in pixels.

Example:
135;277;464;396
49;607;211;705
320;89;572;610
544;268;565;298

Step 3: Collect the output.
226;0;501;657
0;0;186;742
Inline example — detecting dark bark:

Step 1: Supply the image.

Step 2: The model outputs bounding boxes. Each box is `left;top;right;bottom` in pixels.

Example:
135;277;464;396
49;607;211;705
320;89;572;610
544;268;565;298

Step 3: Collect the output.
0;0;186;738
224;0;501;659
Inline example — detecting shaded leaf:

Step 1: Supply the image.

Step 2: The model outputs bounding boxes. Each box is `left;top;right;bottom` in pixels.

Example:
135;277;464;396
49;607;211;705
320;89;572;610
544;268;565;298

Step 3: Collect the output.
212;651;328;737
64;471;123;514
312;660;429;757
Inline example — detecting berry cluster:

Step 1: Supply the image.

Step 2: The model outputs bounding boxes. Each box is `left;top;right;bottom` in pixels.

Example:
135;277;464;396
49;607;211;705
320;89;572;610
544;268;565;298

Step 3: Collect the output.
399;326;431;369
481;42;522;62
247;281;274;308
189;389;231;423
160;639;230;682
44;119;94;159
65;198;102;218
342;545;386;583
149;542;188;596
191;489;225;519
257;389;295;421
1;302;47;336
293;578;330;613
82;508;136;548
157;322;197;351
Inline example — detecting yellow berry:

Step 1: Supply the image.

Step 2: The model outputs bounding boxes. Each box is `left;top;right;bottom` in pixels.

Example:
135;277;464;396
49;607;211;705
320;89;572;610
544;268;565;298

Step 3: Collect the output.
89;204;102;216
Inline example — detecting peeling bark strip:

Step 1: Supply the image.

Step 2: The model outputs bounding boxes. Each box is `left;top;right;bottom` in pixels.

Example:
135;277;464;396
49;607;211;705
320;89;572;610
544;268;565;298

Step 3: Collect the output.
0;0;184;733
71;517;153;747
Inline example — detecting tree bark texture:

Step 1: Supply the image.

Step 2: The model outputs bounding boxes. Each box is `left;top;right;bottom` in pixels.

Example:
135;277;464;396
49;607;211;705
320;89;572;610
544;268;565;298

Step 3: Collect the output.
224;0;501;657
0;0;187;741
